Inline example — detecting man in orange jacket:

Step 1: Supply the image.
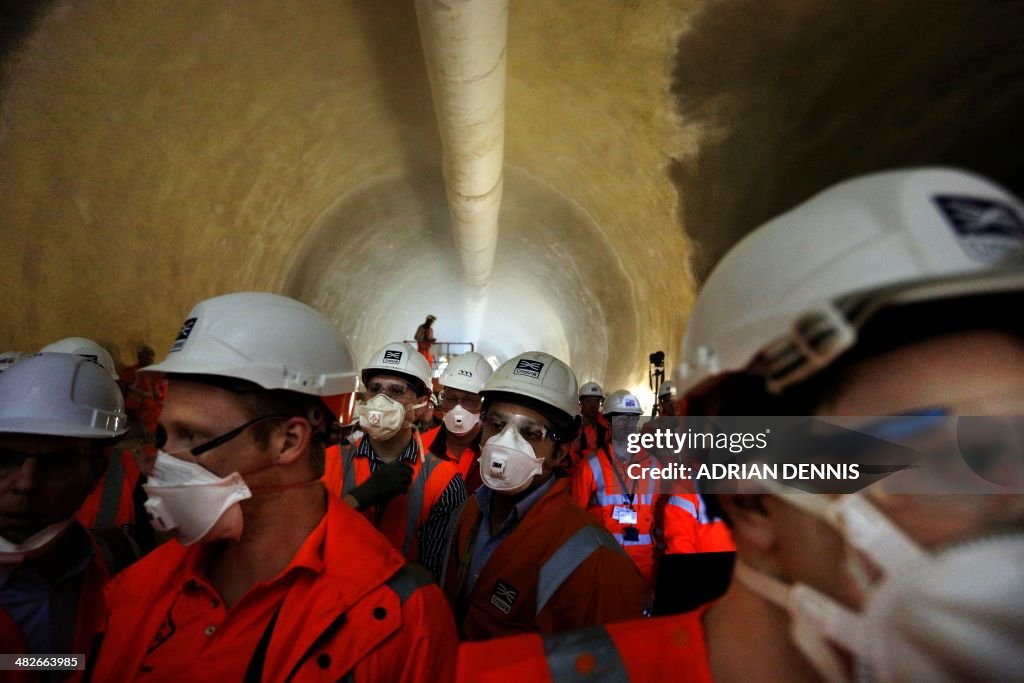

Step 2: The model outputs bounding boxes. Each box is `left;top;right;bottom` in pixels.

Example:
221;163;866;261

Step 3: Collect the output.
323;342;466;581
90;293;457;682
423;351;493;495
0;353;129;663
570;389;664;590
453;169;1024;681
569;381;610;468
442;352;645;641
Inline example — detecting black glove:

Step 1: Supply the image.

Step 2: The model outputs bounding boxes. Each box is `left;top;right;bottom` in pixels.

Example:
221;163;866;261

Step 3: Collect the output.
349;460;415;510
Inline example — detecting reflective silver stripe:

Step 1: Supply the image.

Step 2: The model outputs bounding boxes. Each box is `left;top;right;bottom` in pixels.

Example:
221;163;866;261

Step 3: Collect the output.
668;495;697;518
341;443;358;496
586;455;604;493
95;450;126;529
542;625;628;682
536;526;624;615
594;491;631;507
612;532;654;546
403;455;437;556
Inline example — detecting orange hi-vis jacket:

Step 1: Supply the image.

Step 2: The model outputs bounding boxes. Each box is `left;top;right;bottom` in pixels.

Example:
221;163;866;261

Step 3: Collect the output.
124;370;166;435
1;524;111;680
663;479;736;553
88;496;458;682
442;478;645;641
569;447;663;587
424;425;484;495
455;605;714;683
322;435;461;565
76;448;144;534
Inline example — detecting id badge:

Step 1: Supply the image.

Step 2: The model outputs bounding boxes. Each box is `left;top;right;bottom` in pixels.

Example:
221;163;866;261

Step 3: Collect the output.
613;505;638;525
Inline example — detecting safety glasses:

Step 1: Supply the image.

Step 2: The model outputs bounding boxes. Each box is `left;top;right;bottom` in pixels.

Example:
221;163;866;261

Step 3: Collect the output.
365;380;415;401
481;411;552;444
155;414;291;457
439;391;483;411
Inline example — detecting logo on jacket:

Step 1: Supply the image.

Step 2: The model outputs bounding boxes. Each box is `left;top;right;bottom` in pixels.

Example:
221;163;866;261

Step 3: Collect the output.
490;580;519;615
383;349;403;365
513;359;544;379
933;194;1024;264
171;317;198;353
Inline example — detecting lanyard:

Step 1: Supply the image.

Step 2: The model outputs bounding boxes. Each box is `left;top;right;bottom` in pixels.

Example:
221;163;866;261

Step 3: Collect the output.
602;448;638;506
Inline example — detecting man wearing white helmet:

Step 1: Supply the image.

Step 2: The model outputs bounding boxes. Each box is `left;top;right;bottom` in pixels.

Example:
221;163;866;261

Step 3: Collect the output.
324;341;466;581
40;337;155;555
657;380;679;417
91;294;457;681
570;381;610;469
442;352;645;641
423;351;494;494
454;168;1024;681
570;389;665;591
0;353;129;660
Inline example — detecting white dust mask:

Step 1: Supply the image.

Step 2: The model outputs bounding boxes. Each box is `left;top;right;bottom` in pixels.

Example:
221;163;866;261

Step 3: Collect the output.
357;394;424;441
143;451;251;546
444;404;480;435
479;423;545;495
736;489;1024;682
0;518;73;565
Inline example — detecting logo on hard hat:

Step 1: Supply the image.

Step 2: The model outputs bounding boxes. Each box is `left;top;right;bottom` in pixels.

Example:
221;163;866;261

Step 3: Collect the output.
513;359;544;378
382;350;403;365
933;195;1024;264
171;318;197;353
625;397;638;407
490;580;519;615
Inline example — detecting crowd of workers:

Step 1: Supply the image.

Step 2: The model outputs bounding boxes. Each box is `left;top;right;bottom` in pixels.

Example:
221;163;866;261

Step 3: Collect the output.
1;167;1023;681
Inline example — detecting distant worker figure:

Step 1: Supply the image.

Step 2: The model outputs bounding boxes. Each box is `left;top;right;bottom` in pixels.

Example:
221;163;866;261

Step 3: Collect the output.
414;314;437;369
121;344;166;439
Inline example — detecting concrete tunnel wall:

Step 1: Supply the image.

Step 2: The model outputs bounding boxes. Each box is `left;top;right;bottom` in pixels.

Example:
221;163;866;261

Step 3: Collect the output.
1;1;1022;407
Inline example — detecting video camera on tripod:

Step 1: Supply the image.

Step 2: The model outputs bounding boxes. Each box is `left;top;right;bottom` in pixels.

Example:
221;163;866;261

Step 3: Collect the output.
649;350;665;416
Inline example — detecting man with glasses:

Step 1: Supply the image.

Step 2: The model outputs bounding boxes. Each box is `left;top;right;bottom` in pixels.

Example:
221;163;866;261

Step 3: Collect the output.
0;352;128;666
424;351;493;494
325;342;466;581
441;352;645;640
570;390;665;592
91;294;457;682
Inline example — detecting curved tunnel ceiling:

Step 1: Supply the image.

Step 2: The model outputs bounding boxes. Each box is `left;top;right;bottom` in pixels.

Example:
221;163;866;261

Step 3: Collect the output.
1;1;1022;407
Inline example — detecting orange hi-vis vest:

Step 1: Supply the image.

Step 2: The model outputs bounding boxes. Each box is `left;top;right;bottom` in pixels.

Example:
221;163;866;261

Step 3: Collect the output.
455;605;714;683
569;447;663;587
76;447;144;534
442;478;645;641
322;436;459;562
0;524;111;673
568;414;610;470
424;425;483;495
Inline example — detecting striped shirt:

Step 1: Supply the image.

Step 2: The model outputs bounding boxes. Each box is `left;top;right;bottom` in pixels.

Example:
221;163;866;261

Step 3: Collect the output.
355;436;467;580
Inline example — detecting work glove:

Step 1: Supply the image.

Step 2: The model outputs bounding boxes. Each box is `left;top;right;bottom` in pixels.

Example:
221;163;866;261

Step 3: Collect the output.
350;460;415;510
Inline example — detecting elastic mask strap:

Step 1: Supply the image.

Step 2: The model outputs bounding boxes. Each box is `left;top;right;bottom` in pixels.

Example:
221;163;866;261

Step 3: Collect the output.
249;477;322;495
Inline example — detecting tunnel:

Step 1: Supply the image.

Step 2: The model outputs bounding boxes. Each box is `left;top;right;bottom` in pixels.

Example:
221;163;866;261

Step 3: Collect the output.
2;0;1022;409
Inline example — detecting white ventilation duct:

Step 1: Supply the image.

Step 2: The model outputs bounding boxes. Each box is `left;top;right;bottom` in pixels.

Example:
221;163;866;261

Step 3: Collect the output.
414;0;507;309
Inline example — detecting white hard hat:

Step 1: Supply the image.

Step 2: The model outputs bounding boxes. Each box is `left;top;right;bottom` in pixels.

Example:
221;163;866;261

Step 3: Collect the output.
677;168;1024;398
658;380;677;399
578;381;604;399
482;351;580;419
603;389;643;416
0;352;128;438
143;293;358;412
40;337;119;380
440;351;493;394
362;342;433;394
0;352;27;373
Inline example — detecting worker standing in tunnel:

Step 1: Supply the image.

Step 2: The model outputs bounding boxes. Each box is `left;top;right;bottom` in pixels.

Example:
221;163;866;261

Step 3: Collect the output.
414;314;437;370
122;344;166;441
424;351;493;495
441;352;645;640
0;353;129;665
90;293;457;681
39;337;156;558
570;389;664;594
454;168;1024;682
569;381;610;469
324;342;466;581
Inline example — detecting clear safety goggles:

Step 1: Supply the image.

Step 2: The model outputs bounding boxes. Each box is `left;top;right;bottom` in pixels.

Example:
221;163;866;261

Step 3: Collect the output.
481;410;553;445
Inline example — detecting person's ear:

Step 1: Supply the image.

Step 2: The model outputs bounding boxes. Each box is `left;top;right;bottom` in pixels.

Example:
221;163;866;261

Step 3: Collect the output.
274;417;313;466
718;493;775;552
